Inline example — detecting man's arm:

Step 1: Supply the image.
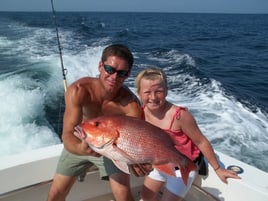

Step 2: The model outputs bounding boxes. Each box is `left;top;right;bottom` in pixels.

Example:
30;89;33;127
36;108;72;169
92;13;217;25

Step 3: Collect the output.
61;83;98;156
121;86;142;118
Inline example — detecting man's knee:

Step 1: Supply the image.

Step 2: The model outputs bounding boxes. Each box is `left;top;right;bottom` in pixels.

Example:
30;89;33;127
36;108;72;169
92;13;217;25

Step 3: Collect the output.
47;174;76;201
109;173;134;201
47;183;70;201
109;172;131;185
47;187;67;201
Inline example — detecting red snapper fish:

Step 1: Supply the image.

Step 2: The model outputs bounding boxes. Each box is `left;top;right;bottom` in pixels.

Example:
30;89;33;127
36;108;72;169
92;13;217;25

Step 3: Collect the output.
74;115;197;185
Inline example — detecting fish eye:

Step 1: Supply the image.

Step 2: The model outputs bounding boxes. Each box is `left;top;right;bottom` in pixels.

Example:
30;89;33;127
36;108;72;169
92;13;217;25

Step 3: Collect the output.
94;121;100;127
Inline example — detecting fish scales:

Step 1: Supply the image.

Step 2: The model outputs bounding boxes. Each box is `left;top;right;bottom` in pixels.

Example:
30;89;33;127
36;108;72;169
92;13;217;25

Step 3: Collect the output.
74;115;197;185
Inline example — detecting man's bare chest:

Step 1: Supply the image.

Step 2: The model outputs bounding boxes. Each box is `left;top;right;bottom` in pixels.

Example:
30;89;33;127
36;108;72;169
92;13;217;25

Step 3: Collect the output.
82;101;125;120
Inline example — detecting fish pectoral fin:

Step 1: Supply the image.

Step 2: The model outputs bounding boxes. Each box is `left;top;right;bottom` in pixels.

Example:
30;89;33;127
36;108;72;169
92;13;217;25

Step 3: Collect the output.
112;160;130;174
154;163;176;177
111;144;140;163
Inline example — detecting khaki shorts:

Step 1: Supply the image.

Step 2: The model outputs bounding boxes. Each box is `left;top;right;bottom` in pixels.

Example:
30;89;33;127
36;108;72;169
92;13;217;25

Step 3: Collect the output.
56;148;121;180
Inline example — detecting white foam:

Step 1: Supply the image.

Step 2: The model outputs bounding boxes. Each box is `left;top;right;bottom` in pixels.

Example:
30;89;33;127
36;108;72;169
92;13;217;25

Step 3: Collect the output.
167;77;268;169
0;20;107;156
62;46;103;84
0;74;61;156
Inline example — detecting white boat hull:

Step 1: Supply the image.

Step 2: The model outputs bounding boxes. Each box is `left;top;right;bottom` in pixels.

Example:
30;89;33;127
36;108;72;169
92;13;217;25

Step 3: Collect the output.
1;144;268;201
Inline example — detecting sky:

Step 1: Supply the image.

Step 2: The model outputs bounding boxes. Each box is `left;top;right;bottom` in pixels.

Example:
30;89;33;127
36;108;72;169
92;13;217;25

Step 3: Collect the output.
1;0;268;14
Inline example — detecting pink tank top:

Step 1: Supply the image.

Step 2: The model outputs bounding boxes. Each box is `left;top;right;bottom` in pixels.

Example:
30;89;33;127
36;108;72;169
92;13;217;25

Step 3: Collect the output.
142;106;200;161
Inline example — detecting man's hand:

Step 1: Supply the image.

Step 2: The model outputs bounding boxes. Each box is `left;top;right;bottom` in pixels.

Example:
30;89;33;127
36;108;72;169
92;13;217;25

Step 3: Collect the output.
77;140;101;157
129;163;153;177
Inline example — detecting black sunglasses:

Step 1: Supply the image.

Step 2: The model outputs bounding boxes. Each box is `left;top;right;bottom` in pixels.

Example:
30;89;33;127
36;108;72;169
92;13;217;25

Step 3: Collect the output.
103;64;129;78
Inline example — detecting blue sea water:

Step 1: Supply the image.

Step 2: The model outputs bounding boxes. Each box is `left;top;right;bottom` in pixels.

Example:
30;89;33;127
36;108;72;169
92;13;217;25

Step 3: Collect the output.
0;12;267;173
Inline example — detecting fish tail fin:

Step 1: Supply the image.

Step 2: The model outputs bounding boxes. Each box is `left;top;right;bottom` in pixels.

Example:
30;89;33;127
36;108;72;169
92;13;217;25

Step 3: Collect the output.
180;160;197;186
154;164;176;177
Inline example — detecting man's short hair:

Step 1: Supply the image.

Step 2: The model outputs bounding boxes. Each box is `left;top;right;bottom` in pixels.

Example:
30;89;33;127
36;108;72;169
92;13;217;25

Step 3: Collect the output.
101;44;134;69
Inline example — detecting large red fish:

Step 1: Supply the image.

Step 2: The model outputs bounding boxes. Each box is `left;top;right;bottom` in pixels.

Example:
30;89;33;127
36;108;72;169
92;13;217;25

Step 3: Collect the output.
74;115;197;185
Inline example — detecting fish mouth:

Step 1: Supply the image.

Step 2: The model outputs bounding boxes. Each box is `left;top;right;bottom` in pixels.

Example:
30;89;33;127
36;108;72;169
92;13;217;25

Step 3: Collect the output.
90;137;116;149
74;126;87;140
74;126;116;149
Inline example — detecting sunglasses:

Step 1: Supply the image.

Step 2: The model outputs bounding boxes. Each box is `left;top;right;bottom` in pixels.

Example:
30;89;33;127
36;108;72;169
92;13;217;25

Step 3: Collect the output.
103;64;129;78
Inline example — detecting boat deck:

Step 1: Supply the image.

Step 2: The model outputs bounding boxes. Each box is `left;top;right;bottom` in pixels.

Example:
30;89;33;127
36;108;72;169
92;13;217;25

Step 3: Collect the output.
83;184;219;201
0;172;219;201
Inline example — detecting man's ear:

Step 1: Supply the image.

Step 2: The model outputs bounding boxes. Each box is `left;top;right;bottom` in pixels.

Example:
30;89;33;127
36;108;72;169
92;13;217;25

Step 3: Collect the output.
98;61;102;72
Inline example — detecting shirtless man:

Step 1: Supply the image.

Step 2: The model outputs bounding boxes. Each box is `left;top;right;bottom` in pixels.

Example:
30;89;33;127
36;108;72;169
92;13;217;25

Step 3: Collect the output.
47;44;146;201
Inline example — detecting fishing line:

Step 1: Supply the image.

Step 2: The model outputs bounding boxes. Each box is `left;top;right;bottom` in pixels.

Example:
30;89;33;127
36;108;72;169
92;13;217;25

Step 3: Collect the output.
51;0;68;92
51;0;67;137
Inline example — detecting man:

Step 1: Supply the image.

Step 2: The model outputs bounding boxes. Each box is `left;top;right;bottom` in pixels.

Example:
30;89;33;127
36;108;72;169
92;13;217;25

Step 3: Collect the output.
47;44;147;201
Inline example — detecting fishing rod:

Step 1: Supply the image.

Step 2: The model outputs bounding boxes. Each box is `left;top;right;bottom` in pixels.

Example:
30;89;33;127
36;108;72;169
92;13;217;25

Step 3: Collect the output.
51;0;68;92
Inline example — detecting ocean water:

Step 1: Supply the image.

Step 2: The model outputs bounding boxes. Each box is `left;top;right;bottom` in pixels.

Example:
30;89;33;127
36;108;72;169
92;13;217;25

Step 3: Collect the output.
0;12;267;173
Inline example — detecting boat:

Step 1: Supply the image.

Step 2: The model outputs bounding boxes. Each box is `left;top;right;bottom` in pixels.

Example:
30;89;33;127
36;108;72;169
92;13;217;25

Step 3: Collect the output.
1;143;268;201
